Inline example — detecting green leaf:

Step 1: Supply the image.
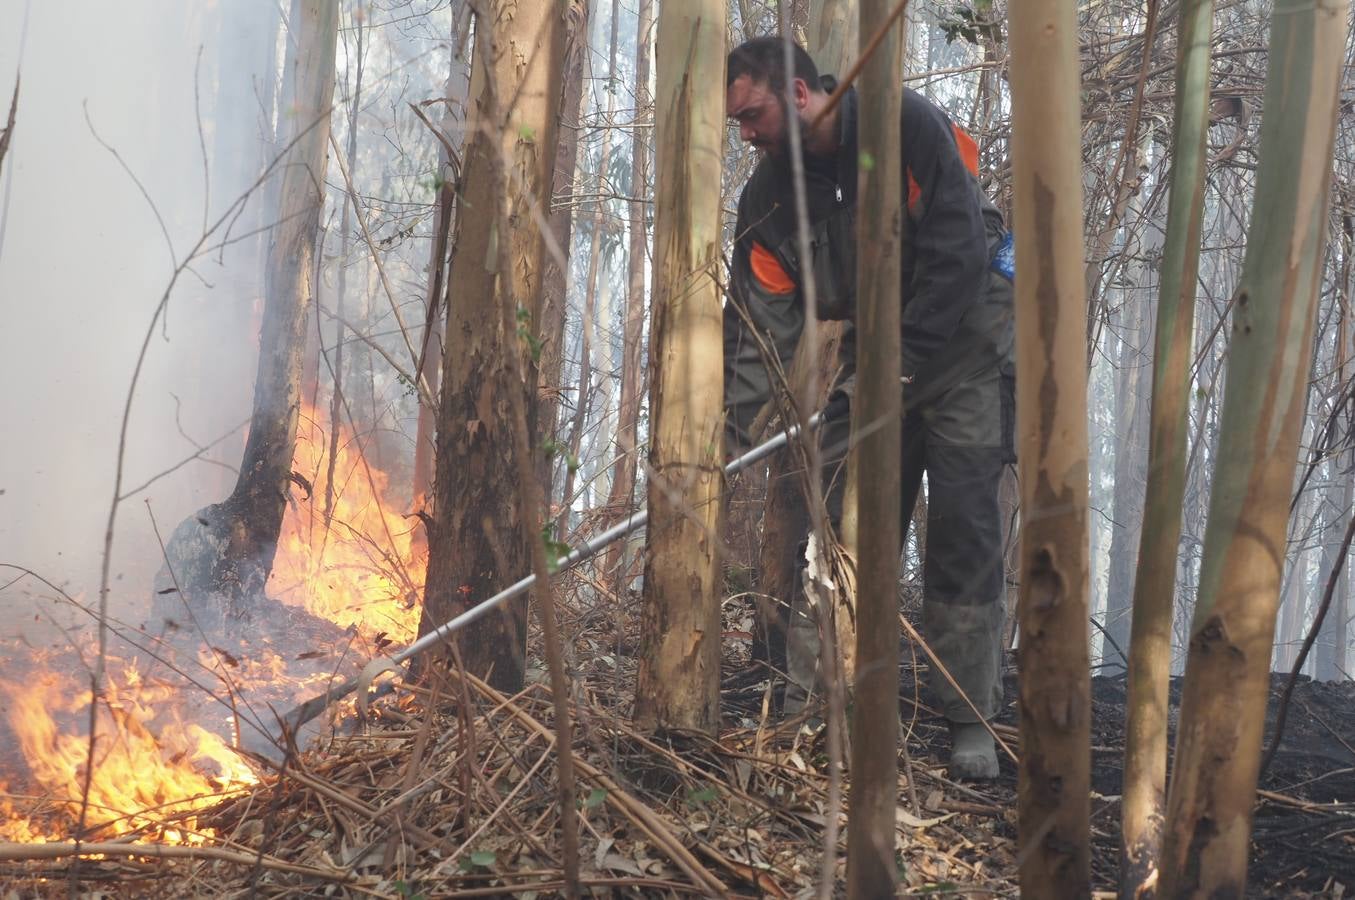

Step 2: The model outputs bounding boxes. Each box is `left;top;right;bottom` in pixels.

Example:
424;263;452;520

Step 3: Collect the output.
470;850;497;868
686;786;717;807
584;787;608;808
540;521;572;573
518;124;537;142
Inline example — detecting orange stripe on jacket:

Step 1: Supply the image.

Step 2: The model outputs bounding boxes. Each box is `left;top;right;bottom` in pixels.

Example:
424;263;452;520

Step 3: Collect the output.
750;241;795;294
951;123;980;177
907;125;979;212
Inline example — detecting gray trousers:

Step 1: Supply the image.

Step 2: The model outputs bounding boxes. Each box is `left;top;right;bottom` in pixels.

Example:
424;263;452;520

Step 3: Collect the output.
784;366;1010;723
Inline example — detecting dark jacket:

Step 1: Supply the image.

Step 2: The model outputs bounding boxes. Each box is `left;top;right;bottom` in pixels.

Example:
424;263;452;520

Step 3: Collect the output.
723;79;1015;449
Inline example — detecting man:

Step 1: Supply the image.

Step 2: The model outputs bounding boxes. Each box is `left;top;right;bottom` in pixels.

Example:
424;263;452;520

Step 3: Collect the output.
722;37;1015;780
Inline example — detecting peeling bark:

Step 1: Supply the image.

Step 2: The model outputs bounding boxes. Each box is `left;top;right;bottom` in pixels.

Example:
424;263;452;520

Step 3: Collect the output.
1010;0;1092;892
418;0;568;693
633;0;726;734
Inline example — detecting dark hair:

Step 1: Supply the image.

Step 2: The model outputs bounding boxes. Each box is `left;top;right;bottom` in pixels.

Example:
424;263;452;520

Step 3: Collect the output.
726;37;822;93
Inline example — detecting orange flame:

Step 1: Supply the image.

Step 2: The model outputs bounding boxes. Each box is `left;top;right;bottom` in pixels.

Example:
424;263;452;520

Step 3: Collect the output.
2;401;424;842
271;408;426;645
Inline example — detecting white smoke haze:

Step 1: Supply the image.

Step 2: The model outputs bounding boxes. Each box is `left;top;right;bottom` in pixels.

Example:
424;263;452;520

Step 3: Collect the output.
0;3;267;642
0;0;455;629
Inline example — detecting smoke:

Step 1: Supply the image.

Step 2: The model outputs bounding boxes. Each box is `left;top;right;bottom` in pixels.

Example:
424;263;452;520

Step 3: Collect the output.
0;2;265;636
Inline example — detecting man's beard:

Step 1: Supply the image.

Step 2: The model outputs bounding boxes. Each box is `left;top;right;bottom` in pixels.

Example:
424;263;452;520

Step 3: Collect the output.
757;106;812;160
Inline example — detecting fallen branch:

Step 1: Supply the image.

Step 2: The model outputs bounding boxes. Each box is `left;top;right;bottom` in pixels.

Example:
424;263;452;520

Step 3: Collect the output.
0;841;357;884
459;671;729;897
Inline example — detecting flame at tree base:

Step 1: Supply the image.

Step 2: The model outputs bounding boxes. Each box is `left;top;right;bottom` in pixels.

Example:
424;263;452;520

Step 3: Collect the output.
0;402;425;843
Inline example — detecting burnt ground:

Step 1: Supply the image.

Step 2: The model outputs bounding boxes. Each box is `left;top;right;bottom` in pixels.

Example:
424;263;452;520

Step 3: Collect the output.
1080;671;1355;896
1;590;1352;897
717;612;1355;898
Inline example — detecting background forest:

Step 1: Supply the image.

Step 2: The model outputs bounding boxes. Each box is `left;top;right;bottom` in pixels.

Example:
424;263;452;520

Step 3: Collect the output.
0;0;1353;896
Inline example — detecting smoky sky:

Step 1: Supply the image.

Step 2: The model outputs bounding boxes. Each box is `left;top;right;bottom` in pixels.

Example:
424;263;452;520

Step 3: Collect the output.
0;2;263;632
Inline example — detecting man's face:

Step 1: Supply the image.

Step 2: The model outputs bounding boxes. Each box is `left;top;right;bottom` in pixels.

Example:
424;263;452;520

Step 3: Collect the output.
727;74;806;157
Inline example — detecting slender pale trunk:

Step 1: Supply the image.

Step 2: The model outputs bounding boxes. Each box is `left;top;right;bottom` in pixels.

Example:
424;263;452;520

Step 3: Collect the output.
1104;145;1160;661
845;3;903;895
1010;0;1092;892
1274;497;1312;672
559;213;604;535
324;7;364;531
1082;0;1159;363
419;0;568;693
1160;0;1350;893
1315;239;1354;681
536;0;590;499
1119;5;1215;862
560;1;620;537
412;6;472;524
602;0;654;584
632;0;726;734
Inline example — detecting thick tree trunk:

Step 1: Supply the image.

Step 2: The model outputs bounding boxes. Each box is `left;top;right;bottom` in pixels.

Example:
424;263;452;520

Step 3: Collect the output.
1160;0;1349;893
418;0;568;693
809;0;857;77
632;0;726;734
154;0;339;637
1009;0;1092;892
1118;2;1213;888
845;3;903;895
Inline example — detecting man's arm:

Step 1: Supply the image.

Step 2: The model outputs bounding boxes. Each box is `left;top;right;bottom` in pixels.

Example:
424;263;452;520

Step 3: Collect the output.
898;92;991;377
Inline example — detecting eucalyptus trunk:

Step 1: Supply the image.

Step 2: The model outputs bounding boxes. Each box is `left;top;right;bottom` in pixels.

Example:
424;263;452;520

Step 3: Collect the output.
154;0;339;632
632;0;726;734
559;0;621;539
1010;0;1092;891
845;2;903;895
1160;0;1350;893
602;0;654;585
419;0;567;692
412;7;472;524
1119;4;1213;881
809;0;857;76
536;0;591;499
1314;247;1354;681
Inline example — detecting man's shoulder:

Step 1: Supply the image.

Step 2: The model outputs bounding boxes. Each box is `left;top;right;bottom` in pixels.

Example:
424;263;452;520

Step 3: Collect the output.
900;85;954;130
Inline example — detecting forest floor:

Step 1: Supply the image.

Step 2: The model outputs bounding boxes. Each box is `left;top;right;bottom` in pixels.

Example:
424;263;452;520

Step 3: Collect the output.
1;595;1353;898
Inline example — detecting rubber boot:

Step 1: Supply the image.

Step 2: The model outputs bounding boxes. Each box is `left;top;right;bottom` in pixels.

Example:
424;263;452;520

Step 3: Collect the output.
948;721;998;780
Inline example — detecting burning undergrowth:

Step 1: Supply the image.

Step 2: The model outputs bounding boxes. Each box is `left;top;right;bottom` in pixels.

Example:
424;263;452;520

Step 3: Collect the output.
0;405;425;845
0;572;1351;896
